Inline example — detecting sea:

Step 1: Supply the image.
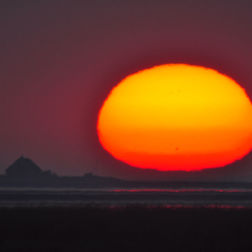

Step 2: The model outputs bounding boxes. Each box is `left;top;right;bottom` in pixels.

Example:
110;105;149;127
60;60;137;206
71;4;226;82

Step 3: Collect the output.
1;187;252;208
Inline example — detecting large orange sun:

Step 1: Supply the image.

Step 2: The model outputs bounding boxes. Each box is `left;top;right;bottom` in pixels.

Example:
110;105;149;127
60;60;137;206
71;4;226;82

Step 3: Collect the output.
97;64;252;171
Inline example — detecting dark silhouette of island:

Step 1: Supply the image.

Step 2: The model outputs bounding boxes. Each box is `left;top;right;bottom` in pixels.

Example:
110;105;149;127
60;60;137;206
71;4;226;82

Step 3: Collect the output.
0;156;126;188
6;156;55;179
0;155;252;188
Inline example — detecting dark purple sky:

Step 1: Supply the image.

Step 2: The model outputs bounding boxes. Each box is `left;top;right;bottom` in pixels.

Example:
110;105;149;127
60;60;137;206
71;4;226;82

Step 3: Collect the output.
1;0;252;179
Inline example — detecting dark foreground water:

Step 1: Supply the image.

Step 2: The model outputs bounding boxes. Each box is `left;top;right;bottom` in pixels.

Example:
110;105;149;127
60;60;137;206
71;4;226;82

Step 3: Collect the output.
1;188;252;208
1;206;252;251
2;189;252;251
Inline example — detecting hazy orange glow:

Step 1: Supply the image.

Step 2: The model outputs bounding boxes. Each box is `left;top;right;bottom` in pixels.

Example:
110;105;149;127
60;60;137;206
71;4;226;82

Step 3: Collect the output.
97;64;252;171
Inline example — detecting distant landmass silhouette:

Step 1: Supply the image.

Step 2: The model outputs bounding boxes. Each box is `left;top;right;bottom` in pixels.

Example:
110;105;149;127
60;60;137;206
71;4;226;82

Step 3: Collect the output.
0;156;126;188
6;156;55;178
0;155;252;188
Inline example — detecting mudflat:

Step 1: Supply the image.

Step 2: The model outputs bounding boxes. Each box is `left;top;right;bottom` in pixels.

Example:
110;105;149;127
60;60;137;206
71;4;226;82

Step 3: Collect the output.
0;206;251;251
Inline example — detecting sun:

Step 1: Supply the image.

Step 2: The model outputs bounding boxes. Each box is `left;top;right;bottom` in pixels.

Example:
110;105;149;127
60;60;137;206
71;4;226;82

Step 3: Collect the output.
97;64;252;171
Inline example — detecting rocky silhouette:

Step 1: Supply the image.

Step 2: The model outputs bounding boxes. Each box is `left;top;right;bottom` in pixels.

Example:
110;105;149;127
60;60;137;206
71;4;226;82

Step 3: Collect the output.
0;155;252;188
0;156;126;188
6;156;44;178
5;156;56;179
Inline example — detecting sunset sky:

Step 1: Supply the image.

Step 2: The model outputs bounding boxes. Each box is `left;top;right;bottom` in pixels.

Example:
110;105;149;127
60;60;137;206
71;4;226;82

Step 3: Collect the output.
1;0;252;179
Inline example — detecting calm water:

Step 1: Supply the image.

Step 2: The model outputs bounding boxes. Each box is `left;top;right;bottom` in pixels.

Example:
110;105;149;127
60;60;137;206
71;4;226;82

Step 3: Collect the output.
1;188;252;208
